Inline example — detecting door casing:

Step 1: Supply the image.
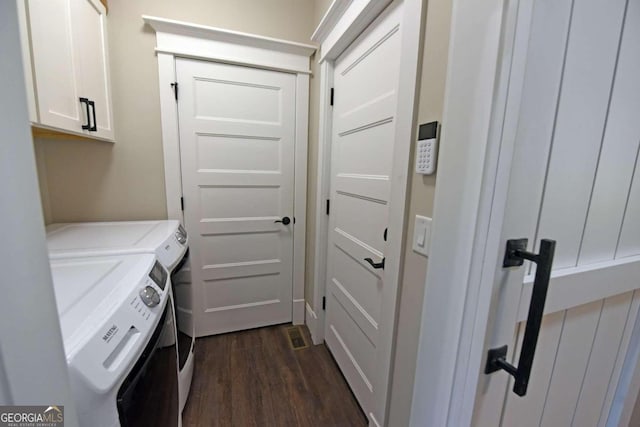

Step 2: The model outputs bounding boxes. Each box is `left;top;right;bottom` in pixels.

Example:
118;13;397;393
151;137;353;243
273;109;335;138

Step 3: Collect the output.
146;16;315;326
309;0;425;424
410;0;640;426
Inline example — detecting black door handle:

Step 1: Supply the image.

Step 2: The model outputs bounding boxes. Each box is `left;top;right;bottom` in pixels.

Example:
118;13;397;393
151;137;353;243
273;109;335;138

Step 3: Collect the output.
88;100;97;131
79;97;91;130
364;257;385;269
485;238;556;397
274;216;291;225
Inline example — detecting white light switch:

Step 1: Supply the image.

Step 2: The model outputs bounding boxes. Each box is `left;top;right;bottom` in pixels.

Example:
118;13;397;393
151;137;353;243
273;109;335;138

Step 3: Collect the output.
412;215;432;257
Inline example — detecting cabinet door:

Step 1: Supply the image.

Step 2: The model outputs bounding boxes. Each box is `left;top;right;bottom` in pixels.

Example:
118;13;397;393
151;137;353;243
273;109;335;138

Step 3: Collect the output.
71;0;114;140
28;0;86;133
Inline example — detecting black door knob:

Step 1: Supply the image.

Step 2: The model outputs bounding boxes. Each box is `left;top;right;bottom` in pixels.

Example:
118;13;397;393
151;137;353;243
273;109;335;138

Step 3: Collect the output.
364;257;385;269
274;216;291;225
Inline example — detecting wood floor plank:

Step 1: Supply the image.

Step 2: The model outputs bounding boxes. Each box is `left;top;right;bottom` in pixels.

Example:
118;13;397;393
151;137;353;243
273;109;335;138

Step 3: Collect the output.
182;324;367;427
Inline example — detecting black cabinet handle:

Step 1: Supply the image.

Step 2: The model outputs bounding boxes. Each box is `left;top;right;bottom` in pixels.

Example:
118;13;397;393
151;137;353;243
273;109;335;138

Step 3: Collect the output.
274;216;291;225
364;257;385;270
79;97;91;130
88;100;97;131
485;238;556;397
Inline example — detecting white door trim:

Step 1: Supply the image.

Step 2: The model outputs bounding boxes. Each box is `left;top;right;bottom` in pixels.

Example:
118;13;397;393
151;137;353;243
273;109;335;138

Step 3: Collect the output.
145;17;315;325
310;0;424;424
413;0;640;424
143;16;316;74
309;59;334;345
1;1;79;421
406;0;615;425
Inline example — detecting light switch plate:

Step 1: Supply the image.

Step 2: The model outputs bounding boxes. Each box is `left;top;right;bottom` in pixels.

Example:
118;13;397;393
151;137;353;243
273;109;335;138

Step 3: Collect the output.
412;215;432;257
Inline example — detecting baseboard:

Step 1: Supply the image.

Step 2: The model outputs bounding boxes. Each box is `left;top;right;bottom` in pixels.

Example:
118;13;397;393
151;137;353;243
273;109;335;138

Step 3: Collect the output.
293;298;305;325
369;413;381;427
179;348;194;413
305;303;324;345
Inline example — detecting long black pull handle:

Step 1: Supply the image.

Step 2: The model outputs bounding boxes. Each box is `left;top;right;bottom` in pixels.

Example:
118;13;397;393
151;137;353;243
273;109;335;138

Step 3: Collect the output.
364;257;385;270
79;97;91;130
88;100;97;131
485;238;556;397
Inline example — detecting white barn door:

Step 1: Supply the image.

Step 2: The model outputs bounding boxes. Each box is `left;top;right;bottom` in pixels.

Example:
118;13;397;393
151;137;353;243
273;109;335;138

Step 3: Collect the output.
176;58;296;336
324;2;402;424
475;0;640;425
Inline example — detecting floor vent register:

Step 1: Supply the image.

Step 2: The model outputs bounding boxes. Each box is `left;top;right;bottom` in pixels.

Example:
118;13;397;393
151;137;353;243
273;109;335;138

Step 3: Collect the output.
286;326;309;350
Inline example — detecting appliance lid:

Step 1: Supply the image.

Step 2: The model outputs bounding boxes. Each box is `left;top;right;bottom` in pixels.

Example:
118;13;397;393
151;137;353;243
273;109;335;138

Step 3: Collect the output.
45;221;187;268
49;253;156;357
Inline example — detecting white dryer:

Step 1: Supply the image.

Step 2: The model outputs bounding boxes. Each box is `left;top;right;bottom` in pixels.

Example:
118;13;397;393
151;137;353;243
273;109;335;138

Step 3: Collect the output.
45;220;194;412
49;254;178;427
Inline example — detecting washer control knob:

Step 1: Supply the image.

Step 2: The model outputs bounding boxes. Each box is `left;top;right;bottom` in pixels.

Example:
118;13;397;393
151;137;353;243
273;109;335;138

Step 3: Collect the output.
139;286;160;307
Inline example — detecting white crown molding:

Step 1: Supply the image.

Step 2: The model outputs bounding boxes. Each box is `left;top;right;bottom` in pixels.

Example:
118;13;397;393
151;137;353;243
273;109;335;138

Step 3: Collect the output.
309;0;391;62
311;0;353;43
143;15;316;74
143;15;316;56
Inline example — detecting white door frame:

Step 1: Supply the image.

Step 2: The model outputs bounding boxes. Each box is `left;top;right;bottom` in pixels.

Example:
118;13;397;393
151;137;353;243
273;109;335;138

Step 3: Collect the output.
410;0;640;425
1;1;79;423
144;16;315;325
408;0;538;424
308;0;424;424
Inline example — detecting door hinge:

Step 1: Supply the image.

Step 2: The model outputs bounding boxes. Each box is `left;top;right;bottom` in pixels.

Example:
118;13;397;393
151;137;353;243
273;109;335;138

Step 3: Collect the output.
326;199;330;215
330;88;334;106
180;197;184;211
322;296;326;310
170;82;178;101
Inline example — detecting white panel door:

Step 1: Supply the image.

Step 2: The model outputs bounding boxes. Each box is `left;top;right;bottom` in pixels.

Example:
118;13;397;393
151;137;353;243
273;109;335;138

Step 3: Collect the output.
324;2;402;423
28;0;84;131
70;0;114;140
176;58;296;336
474;0;640;425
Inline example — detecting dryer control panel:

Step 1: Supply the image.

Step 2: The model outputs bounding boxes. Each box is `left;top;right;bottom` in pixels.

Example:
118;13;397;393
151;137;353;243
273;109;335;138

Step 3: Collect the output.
155;231;188;272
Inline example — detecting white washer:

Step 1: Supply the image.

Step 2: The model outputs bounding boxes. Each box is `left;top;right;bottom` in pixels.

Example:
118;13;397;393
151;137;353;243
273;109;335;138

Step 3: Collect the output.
45;220;194;412
49;254;179;427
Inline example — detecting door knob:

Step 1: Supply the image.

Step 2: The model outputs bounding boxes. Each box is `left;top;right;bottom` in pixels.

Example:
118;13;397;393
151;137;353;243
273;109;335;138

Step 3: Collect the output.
274;216;291;225
364;257;385;269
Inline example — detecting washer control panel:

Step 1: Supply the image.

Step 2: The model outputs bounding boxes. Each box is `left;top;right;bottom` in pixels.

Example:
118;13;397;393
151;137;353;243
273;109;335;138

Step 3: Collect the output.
70;257;170;393
139;286;160;307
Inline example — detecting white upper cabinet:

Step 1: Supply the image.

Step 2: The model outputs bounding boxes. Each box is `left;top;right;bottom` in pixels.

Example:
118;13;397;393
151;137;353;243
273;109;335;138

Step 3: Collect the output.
19;0;115;141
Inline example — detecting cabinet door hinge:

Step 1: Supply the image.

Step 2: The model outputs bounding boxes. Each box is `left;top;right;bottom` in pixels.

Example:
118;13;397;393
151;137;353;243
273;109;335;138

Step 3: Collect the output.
170;82;178;101
180;197;184;211
322;296;326;310
330;88;334;106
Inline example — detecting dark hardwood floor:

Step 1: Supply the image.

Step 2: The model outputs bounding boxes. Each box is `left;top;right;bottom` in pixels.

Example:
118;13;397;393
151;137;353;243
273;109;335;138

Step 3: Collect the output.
182;324;368;427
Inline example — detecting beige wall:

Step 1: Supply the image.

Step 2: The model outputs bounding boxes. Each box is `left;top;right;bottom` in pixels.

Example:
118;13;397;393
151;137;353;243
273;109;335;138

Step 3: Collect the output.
35;0;315;223
388;0;451;424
